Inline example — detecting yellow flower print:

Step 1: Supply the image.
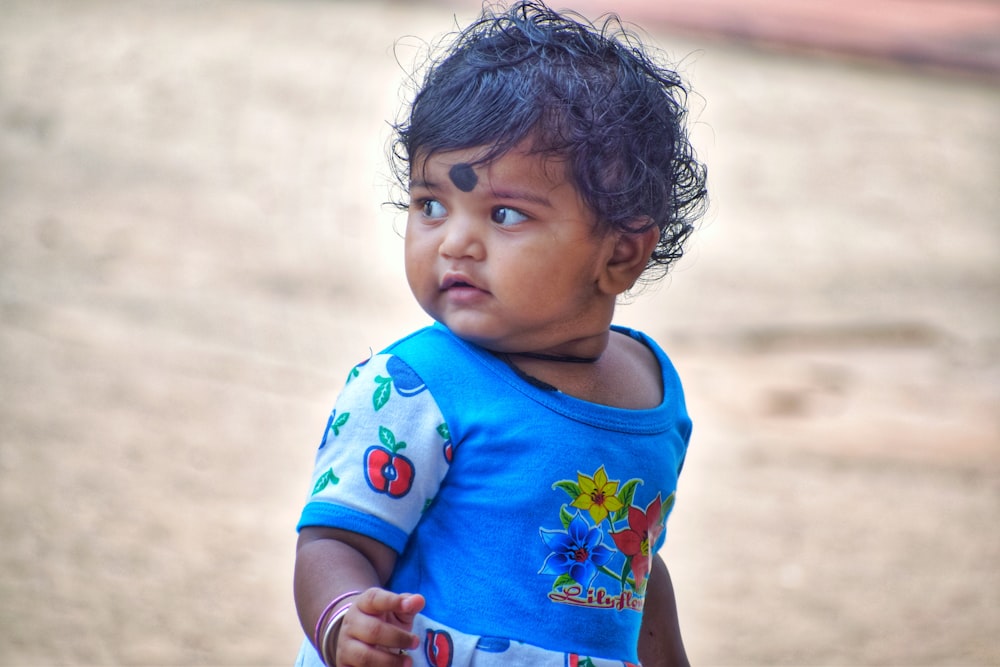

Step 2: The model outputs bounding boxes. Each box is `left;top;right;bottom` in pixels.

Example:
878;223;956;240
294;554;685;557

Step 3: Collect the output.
571;465;623;525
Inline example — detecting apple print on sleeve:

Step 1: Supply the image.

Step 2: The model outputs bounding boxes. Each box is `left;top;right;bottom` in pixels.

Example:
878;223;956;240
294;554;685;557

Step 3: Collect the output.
364;426;415;498
424;629;454;667
438;423;453;463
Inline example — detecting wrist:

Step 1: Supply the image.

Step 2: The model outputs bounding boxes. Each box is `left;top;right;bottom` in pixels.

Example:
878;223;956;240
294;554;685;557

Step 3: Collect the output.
319;603;353;666
313;590;361;665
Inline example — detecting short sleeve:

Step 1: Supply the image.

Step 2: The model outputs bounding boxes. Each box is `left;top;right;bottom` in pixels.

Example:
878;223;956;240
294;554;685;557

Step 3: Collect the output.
297;353;453;553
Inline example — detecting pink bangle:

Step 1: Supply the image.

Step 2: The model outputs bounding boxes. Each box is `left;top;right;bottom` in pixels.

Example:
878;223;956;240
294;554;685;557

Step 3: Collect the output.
313;590;362;651
319;603;353;666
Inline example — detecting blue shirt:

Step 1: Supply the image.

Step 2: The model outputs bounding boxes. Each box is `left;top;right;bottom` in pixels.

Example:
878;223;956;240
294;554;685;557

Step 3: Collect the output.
299;323;691;663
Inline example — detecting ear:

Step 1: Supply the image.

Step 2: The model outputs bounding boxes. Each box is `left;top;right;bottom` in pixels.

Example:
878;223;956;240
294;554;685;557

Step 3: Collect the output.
598;221;660;295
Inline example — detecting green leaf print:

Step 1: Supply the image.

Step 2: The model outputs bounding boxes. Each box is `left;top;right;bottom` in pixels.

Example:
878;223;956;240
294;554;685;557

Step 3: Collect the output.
372;375;392;411
619;558;632;587
553;573;575;591
662;492;676;516
311;468;339;495
559;505;574;529
436;423;450;440
378;425;406;453
552;480;582;499
613;479;641;522
331;412;349;436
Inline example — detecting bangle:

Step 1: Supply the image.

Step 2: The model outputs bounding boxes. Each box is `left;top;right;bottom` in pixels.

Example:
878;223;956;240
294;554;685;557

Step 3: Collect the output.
313;591;362;651
320;603;352;666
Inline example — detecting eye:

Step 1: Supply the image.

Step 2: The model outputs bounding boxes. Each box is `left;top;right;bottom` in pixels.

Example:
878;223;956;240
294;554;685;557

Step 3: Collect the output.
419;199;447;219
492;207;528;226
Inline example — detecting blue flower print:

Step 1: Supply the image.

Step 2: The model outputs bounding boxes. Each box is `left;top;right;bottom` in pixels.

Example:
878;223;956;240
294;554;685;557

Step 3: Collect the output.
539;511;614;588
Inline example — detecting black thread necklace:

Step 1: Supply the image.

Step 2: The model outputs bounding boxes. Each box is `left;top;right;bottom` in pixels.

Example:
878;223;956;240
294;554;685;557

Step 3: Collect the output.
509;351;602;364
496;350;601;392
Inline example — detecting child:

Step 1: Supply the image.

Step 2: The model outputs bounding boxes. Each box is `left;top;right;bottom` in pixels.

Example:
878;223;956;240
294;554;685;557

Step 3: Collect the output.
294;1;707;665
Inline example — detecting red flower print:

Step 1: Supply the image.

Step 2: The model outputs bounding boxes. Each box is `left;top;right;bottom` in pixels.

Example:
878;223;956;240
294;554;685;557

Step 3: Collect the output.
610;494;666;590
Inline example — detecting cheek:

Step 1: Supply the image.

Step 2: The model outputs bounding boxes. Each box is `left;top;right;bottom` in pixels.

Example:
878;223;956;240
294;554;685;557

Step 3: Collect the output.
403;242;421;288
404;230;435;290
506;243;597;288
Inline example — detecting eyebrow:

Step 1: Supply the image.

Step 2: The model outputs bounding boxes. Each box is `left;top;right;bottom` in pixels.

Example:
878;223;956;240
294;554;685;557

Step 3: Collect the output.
408;180;553;208
490;188;552;208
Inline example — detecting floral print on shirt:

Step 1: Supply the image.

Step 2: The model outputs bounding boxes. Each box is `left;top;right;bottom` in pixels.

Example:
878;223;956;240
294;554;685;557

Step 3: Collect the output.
540;465;675;612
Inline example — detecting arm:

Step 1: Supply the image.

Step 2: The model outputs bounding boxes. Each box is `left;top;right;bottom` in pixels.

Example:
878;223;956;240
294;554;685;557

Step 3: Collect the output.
295;353;450;663
294;526;422;665
637;555;690;667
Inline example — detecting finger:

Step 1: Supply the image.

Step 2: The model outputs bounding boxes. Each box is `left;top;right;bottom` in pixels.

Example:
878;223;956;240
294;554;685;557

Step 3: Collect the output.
339;632;415;667
354;587;414;615
390;593;425;628
338;634;412;667
400;593;425;615
343;606;420;653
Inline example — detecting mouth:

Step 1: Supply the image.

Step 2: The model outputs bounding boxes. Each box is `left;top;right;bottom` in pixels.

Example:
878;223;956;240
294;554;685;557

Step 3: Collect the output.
440;274;485;292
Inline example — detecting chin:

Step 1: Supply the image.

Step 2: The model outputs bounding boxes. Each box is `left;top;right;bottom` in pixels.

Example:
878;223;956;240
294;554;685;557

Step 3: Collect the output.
434;317;503;350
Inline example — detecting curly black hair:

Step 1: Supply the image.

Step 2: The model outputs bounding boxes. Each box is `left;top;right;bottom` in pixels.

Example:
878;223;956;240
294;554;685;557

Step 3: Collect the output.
390;1;708;281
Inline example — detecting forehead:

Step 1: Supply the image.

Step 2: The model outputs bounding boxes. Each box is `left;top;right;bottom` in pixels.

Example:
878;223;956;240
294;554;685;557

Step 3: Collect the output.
412;142;572;191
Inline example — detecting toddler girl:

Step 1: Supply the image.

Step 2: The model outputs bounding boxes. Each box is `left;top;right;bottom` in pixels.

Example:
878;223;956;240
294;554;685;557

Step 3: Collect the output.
294;2;707;665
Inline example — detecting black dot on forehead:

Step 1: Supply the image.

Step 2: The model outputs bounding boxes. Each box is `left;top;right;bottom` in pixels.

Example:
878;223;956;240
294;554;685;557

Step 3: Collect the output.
448;163;478;192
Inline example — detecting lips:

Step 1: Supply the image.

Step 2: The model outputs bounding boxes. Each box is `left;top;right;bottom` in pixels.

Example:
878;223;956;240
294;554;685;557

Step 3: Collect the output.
440;272;486;293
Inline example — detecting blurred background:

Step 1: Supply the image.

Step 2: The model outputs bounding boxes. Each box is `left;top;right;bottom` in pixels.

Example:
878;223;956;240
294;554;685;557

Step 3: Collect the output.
1;0;997;664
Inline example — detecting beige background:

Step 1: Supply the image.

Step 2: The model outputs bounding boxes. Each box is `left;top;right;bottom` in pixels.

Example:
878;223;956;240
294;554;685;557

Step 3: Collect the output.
1;1;997;664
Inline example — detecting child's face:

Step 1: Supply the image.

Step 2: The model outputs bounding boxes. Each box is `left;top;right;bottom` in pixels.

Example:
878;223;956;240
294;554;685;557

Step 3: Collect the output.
404;141;620;355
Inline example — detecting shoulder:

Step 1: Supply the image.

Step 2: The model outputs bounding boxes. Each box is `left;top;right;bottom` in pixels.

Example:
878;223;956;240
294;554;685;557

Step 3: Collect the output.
609;327;690;434
336;348;432;412
611;326;683;385
602;328;664;409
330;326;456;402
382;324;495;393
336;325;492;425
382;324;456;356
611;327;661;370
383;325;464;371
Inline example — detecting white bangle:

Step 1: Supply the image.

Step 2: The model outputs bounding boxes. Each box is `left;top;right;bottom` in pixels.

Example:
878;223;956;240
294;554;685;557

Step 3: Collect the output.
319;603;352;666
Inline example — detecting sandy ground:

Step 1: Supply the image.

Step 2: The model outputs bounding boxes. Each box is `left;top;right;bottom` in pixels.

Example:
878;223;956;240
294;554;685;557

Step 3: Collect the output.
1;1;998;665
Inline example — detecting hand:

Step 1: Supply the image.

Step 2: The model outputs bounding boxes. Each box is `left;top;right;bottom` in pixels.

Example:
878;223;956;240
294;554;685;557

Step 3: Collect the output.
335;588;425;667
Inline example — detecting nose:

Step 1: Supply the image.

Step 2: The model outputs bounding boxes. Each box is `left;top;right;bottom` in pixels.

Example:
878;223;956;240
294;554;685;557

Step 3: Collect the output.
438;213;485;260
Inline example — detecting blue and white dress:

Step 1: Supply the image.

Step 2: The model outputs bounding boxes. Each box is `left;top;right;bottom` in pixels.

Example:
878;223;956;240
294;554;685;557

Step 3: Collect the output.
296;323;691;667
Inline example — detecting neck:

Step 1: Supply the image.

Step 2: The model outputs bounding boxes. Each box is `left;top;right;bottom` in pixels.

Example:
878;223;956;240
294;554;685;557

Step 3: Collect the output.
501;327;611;363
